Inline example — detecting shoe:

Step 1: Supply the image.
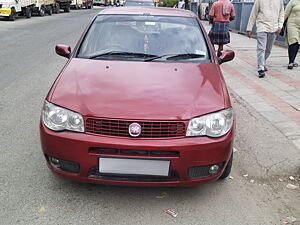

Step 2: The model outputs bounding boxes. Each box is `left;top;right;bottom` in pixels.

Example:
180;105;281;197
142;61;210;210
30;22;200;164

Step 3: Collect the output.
293;62;298;67
257;70;265;78
288;63;293;70
264;66;268;72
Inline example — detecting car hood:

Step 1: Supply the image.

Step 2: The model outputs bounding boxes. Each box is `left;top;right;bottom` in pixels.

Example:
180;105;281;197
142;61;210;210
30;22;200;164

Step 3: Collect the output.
50;58;226;120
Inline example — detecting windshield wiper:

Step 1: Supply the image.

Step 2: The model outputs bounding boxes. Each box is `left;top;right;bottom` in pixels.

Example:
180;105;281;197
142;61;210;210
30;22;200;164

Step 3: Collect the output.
166;53;206;60
145;53;206;61
88;51;158;59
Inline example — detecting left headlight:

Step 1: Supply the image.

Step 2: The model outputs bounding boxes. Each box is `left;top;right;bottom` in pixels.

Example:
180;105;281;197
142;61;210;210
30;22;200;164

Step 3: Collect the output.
186;108;233;137
42;101;84;132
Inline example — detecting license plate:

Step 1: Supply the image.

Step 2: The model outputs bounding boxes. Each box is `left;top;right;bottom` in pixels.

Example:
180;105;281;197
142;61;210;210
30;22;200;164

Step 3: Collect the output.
0;10;10;15
99;157;170;176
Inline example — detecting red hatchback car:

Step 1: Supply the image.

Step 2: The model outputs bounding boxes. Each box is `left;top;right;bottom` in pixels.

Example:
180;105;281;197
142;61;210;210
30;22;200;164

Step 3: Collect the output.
40;7;235;187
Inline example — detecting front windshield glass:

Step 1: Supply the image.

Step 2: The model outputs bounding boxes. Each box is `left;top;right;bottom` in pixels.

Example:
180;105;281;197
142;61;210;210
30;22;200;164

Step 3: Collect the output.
125;1;155;6
77;15;209;62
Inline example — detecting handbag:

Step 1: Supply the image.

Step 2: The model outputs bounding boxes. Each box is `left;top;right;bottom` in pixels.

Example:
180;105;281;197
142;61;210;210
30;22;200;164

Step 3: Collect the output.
279;19;287;36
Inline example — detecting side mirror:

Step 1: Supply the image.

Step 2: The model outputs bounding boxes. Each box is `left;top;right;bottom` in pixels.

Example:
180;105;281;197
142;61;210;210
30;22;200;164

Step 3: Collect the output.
218;50;235;65
55;44;71;58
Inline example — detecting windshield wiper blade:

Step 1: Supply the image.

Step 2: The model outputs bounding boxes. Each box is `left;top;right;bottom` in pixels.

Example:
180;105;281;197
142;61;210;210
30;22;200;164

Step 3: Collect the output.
166;53;206;60
89;51;158;59
145;53;205;61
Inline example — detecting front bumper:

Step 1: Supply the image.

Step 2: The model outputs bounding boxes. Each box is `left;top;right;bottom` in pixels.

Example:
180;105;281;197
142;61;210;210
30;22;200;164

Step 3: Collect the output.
0;8;11;16
40;122;234;187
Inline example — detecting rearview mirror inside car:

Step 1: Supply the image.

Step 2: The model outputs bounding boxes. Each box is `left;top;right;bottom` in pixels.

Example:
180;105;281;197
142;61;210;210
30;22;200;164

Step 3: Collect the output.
55;45;71;58
218;50;235;65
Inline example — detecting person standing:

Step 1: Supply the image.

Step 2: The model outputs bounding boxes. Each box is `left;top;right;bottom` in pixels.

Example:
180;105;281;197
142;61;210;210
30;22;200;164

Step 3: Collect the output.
284;0;300;70
208;0;235;57
177;0;185;9
246;0;284;78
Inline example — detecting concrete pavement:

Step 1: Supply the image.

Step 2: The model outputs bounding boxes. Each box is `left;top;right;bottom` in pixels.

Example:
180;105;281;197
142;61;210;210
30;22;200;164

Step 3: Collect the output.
203;21;300;150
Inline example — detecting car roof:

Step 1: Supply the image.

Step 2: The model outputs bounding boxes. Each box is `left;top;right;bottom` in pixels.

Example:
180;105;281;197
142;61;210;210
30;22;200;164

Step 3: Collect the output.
98;7;196;17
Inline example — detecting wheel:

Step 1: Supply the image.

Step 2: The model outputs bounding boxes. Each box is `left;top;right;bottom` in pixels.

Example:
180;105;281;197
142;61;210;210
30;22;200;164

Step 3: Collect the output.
8;8;16;21
48;6;53;15
219;153;233;179
25;7;32;18
205;14;210;21
39;6;45;16
54;4;60;13
64;4;70;12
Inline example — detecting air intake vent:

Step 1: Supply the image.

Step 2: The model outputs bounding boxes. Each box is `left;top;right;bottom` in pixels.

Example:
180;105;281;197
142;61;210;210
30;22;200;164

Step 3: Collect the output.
85;118;186;138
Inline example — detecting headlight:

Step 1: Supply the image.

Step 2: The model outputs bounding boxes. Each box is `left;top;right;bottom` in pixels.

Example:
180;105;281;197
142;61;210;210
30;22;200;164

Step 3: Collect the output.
2;4;11;8
42;101;84;132
186;108;233;137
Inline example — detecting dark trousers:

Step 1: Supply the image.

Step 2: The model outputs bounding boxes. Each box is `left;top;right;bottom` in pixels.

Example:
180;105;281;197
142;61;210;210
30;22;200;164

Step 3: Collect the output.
288;42;299;64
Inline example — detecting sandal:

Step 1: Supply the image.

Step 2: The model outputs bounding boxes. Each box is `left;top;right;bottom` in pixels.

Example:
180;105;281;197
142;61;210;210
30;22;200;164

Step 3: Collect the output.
288;63;293;70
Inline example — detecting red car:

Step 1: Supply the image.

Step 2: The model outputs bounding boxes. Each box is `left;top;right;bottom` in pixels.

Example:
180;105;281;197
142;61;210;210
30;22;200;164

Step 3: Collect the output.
40;7;235;187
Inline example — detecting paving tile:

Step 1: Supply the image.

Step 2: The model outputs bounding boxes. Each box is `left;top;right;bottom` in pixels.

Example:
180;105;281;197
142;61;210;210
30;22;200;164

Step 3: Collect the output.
271;90;290;98
279;95;300;106
274;121;300;138
224;79;245;89
292;139;300;150
288;90;300;100
227;82;245;89
251;102;277;112
289;102;300;111
260;110;290;123
267;79;295;91
240;94;265;104
254;79;282;93
231;87;255;96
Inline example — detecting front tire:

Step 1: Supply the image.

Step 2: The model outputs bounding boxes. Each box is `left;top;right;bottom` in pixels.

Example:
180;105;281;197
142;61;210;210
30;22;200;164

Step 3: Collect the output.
64;4;70;12
53;4;60;13
219;153;233;179
205;14;210;21
48;6;53;15
8;8;16;21
39;6;45;16
25;7;32;18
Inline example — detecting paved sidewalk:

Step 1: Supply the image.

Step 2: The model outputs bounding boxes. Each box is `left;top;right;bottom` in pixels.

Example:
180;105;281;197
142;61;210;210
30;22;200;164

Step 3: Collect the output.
202;21;300;150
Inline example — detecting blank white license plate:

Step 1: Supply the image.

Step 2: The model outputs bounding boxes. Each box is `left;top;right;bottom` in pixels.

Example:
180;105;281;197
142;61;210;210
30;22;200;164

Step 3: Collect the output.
99;157;170;176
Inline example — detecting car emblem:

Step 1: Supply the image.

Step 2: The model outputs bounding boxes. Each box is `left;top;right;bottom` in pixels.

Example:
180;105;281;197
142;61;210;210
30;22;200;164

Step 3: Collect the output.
129;123;141;137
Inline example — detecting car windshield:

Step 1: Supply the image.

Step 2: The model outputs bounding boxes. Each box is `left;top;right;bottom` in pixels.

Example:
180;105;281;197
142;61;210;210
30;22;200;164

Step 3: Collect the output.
125;1;155;6
77;15;209;62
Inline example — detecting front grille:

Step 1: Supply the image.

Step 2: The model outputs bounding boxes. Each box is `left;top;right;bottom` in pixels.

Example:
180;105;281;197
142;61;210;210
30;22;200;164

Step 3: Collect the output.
89;147;180;157
85;118;186;138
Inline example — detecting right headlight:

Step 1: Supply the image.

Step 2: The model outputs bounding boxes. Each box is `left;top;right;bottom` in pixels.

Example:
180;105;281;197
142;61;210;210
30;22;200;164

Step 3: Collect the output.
186;108;233;137
42;101;84;132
